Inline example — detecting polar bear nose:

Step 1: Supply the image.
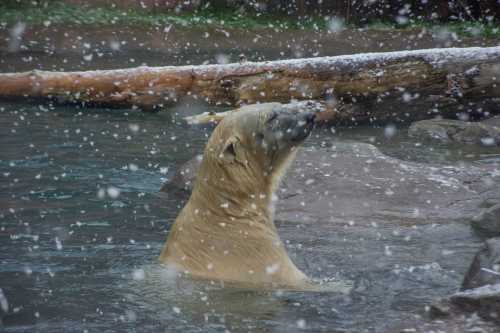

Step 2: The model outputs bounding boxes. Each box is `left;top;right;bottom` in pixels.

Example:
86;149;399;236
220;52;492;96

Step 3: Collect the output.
267;110;315;125
298;111;316;125
303;112;316;124
296;111;316;127
264;108;315;144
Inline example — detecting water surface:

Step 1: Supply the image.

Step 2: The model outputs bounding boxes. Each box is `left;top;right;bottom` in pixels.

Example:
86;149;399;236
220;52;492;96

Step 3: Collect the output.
2;101;499;332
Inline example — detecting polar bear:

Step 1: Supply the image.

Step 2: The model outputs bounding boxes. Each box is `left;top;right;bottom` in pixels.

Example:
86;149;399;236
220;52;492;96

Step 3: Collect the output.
159;103;316;289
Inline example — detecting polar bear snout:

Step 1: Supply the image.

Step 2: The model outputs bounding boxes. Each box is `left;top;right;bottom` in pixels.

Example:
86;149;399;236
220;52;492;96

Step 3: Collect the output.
266;109;315;143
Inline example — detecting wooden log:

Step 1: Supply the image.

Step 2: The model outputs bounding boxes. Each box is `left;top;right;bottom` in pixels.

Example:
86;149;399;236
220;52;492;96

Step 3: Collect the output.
1;47;500;123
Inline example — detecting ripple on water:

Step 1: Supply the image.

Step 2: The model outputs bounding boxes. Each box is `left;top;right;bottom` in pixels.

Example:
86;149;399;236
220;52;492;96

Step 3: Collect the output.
108;168;169;194
2;153;50;168
124;264;353;331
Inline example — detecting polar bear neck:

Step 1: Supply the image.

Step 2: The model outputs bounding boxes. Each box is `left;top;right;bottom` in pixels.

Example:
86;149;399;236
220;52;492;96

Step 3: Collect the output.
190;145;297;225
161;188;307;286
191;178;276;229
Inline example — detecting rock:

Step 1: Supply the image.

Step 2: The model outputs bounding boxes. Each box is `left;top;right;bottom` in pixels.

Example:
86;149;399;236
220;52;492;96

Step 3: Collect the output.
483;116;500;128
408;117;500;146
422;305;499;332
471;204;500;237
426;238;500;327
450;284;500;321
429;297;453;318
462;238;500;290
427;284;500;326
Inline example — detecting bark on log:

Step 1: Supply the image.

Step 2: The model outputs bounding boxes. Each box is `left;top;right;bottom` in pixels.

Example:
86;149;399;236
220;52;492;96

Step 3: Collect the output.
1;47;500;123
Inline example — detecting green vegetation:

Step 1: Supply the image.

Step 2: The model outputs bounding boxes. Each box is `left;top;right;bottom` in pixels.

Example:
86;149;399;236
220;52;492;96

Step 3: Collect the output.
366;20;500;39
0;1;321;30
0;1;499;38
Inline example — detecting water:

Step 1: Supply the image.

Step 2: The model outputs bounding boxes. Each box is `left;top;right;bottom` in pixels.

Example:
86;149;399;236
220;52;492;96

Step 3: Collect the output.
2;25;500;332
2;100;498;332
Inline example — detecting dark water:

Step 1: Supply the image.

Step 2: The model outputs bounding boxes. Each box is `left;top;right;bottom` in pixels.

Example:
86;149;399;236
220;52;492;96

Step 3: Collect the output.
1;25;500;332
2;100;499;332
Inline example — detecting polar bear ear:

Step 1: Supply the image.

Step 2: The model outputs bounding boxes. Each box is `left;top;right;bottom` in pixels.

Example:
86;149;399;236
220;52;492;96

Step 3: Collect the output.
220;137;238;163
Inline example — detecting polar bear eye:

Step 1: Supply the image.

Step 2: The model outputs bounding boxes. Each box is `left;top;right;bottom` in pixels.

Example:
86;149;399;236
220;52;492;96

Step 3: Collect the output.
267;111;278;123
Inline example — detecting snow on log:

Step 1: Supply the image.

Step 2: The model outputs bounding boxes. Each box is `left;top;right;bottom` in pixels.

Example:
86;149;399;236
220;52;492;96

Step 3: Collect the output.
1;47;500;123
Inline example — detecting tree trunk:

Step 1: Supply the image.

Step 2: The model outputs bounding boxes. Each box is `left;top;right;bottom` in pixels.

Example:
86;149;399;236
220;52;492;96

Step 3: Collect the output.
1;47;500;124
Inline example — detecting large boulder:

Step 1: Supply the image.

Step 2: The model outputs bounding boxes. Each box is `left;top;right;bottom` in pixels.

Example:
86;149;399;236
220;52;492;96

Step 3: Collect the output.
408;117;500;146
162;141;500;224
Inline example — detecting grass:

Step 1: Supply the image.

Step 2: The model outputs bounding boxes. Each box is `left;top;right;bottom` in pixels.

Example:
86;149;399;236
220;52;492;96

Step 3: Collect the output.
0;2;324;30
365;19;500;39
0;1;499;38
